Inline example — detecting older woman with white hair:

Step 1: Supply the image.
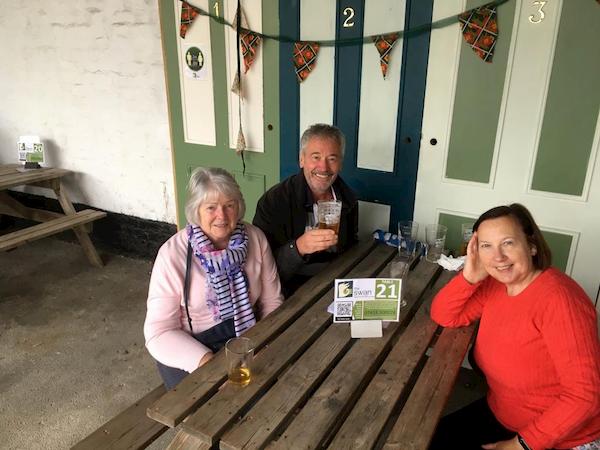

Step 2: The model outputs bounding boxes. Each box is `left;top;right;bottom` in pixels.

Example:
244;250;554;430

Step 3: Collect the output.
144;167;283;389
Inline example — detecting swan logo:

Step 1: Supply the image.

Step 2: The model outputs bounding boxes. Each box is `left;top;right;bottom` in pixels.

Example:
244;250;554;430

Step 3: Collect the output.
337;281;353;298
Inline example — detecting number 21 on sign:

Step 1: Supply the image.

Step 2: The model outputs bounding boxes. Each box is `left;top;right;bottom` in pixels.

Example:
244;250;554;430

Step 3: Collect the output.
375;279;400;300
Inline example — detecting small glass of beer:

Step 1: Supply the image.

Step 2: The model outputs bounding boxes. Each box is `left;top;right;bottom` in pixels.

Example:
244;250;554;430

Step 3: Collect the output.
460;222;475;256
317;200;342;234
225;337;254;386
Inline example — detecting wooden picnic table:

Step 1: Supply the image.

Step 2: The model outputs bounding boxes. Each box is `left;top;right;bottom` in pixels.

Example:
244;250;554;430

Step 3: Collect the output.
141;240;476;450
0;163;106;266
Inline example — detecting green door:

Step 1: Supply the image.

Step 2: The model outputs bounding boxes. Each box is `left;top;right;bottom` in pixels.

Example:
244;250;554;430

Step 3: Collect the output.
158;0;281;226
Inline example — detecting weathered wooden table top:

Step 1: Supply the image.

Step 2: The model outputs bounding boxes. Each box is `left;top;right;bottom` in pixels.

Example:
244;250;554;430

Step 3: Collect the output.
0;163;69;191
146;241;475;450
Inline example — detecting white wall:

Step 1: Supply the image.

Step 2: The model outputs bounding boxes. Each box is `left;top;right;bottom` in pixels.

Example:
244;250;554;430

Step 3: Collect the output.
0;0;176;223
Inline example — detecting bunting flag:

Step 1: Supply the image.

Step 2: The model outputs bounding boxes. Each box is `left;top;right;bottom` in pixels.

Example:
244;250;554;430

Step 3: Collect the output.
293;42;320;82
458;4;498;62
372;33;399;79
236;126;246;155
240;31;261;73
179;1;200;38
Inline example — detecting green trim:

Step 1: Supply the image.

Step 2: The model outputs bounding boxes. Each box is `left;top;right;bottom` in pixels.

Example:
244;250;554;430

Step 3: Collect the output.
541;230;571;272
158;0;280;227
531;0;600;196
439;212;476;256
445;0;515;183
262;0;281;189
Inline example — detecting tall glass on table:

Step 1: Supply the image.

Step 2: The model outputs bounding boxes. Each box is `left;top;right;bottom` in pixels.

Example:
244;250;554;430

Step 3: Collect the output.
392;220;422;308
225;337;254;386
425;224;448;263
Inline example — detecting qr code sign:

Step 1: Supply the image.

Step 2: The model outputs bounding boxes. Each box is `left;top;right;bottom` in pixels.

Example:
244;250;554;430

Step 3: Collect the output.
335;301;353;318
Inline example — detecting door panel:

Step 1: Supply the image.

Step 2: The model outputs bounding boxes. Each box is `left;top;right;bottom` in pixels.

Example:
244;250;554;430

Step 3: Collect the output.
223;0;264;152
299;0;336;133
280;0;433;233
173;0;217;146
417;0;600;303
357;2;405;172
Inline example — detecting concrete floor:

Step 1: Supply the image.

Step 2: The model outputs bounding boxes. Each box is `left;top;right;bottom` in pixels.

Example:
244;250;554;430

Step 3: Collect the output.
0;238;165;449
0;237;486;449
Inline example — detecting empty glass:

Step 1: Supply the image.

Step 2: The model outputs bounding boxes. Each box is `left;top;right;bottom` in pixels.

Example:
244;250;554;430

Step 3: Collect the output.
389;259;409;308
398;220;422;261
425;224;448;263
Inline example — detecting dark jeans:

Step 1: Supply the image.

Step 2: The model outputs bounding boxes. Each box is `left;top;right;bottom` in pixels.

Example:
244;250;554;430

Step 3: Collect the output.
155;318;236;390
428;397;515;450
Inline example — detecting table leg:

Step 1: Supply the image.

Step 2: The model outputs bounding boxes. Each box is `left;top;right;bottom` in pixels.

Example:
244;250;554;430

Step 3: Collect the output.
52;182;104;267
0;191;63;221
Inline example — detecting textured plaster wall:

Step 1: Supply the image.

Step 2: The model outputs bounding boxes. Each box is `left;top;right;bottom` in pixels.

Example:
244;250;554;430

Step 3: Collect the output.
0;0;176;223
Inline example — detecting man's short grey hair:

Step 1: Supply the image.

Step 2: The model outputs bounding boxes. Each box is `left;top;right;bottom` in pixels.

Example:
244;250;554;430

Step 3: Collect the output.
184;167;246;225
299;124;346;159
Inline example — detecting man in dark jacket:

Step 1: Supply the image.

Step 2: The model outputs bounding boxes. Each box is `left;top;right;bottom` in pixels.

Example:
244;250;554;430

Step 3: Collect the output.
253;124;359;296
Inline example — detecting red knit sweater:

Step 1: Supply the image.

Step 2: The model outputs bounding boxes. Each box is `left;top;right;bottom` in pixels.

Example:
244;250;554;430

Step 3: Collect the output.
431;268;600;450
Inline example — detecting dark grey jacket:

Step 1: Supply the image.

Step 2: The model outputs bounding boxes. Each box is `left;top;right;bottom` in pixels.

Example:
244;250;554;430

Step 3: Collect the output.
252;171;358;296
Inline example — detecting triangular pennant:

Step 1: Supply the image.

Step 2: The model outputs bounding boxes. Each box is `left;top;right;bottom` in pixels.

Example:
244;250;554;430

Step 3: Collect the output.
372;33;399;79
232;3;248;30
236;126;246;155
458;4;498;62
231;72;242;96
240;31;261;73
293;42;320;82
180;1;200;39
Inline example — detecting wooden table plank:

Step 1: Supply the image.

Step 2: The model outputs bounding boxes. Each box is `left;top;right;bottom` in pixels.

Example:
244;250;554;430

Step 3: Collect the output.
0;164;20;176
0;167;69;190
383;316;476;450
0;191;63;221
220;258;440;450
166;430;210;450
71;385;167;450
269;261;442;450
219;318;351;450
147;241;378;428
0;210;105;251
180;244;397;445
328;271;455;449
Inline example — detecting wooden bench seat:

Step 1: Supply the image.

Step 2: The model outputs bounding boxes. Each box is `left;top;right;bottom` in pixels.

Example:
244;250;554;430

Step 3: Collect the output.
71;384;167;450
0;209;106;251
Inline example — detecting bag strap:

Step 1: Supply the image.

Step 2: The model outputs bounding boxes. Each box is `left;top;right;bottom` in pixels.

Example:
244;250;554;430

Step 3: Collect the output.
184;241;193;334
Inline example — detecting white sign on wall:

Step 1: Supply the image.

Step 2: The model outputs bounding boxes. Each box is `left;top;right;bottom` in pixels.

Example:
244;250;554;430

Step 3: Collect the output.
183;44;209;80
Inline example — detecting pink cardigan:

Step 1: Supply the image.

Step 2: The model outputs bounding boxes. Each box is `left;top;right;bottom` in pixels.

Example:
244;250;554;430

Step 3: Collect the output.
144;223;283;373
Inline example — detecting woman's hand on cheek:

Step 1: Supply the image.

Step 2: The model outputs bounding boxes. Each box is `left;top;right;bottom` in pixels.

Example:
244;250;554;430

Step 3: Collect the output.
462;232;489;285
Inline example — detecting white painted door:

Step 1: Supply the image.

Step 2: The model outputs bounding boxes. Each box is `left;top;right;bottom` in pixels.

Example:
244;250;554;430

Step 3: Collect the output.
415;0;600;305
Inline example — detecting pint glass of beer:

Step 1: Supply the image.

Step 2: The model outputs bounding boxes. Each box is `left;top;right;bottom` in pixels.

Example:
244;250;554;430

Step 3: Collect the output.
317;200;342;234
225;337;254;386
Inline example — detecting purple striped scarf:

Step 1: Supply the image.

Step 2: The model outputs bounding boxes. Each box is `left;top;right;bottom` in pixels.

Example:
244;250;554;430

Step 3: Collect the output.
187;223;256;336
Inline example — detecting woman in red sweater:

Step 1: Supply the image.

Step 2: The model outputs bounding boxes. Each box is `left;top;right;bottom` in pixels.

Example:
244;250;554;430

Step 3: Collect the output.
429;204;600;450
